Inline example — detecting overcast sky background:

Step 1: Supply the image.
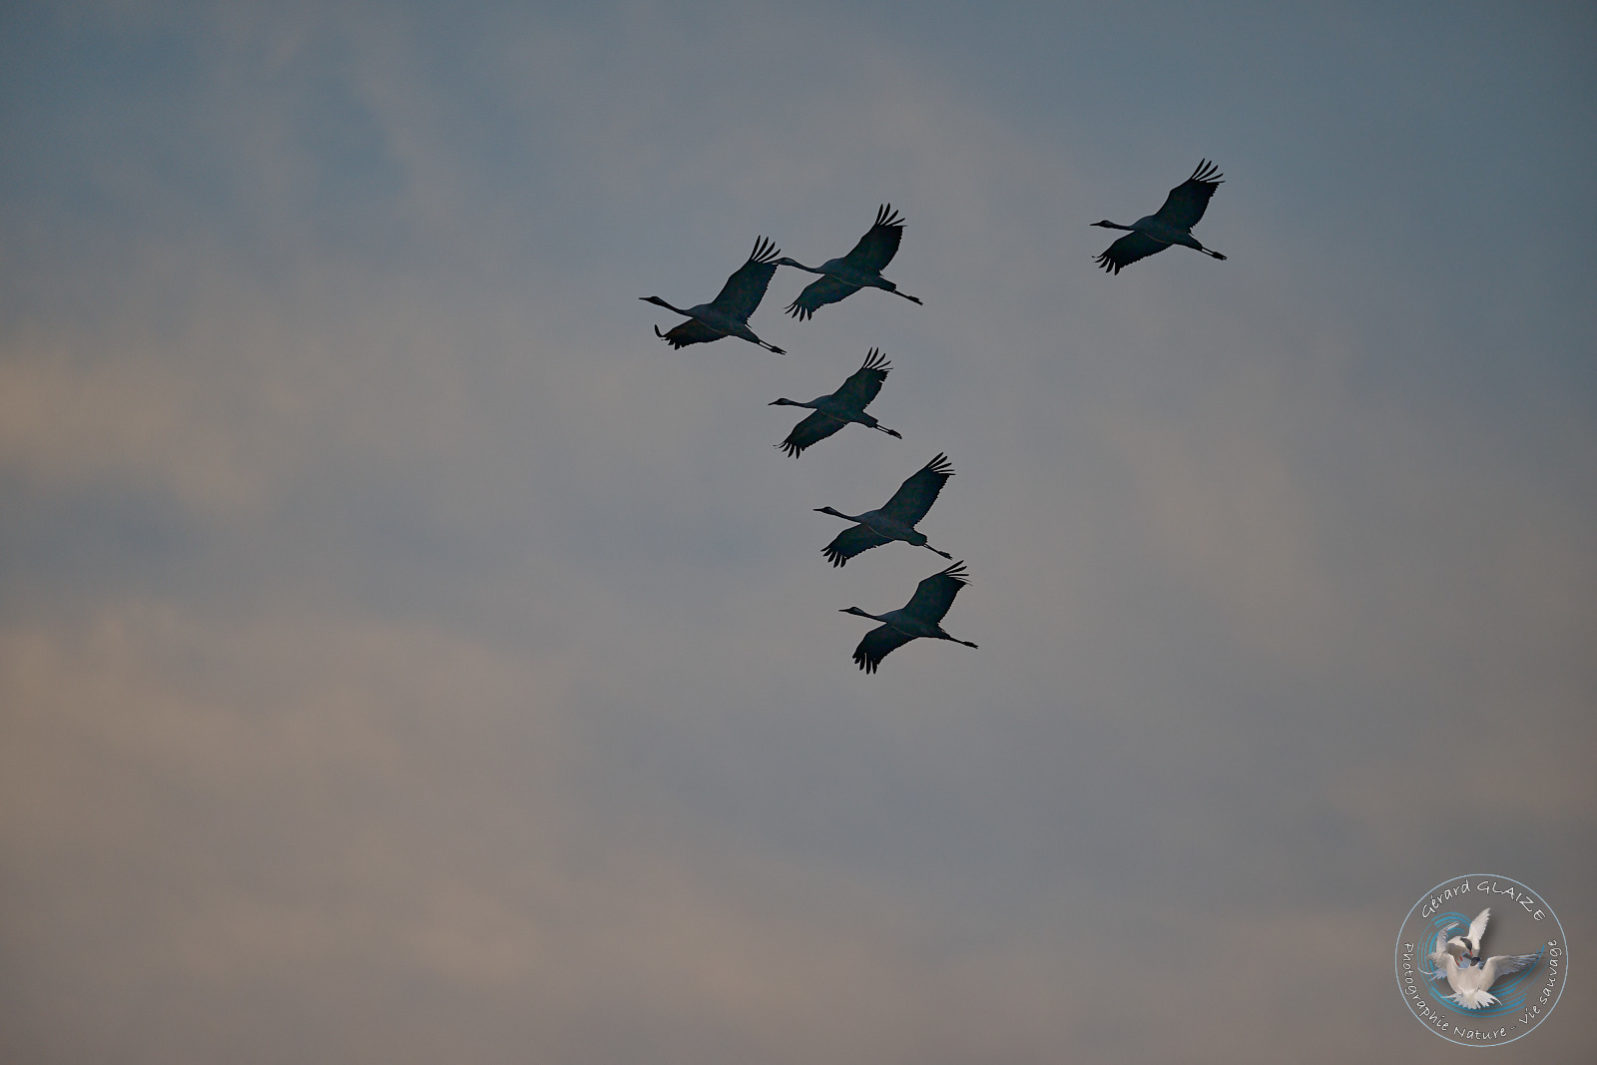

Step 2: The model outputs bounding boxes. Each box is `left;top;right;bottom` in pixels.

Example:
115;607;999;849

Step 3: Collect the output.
3;2;1595;1062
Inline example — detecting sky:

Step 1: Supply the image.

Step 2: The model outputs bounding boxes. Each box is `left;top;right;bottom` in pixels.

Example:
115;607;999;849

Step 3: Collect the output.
2;1;1595;1062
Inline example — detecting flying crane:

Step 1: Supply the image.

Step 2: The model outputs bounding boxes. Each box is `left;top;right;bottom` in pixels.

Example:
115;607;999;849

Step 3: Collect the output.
770;348;901;458
776;204;922;319
1092;160;1227;273
815;453;955;567
841;561;978;673
641;237;786;353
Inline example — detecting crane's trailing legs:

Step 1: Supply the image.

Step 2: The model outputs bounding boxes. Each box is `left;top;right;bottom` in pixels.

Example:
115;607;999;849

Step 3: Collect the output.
806;408;900;437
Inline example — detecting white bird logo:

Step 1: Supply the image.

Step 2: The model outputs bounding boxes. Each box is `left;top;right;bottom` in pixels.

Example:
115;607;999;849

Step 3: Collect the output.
1426;908;1541;1009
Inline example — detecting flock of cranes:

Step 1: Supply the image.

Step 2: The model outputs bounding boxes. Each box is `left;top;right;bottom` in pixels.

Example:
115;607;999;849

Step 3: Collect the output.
640;162;1226;672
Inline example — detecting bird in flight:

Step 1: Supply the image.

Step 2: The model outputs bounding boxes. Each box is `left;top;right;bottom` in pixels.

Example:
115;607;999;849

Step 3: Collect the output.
770;347;901;458
776;204;922;319
815;453;955;567
841;560;978;673
1092;160;1227;273
1427;909;1541;1009
641;237;786;353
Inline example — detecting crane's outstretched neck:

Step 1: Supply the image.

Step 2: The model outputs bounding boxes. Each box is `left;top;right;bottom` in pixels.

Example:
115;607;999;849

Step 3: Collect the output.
641;295;688;316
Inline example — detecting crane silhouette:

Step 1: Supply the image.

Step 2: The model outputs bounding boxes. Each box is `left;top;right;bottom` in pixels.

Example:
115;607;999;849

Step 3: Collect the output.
815;453;955;567
776;204;922;319
841;561;978;673
641;237;786;353
771;347;901;458
1092;160;1227;273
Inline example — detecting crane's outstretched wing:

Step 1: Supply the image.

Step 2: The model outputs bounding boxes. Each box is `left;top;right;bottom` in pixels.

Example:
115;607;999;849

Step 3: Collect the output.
822;523;893;566
832;348;891;409
1151;159;1224;230
902;560;969;624
840;203;907;273
777;410;846;458
786;274;858;320
1094;231;1168;274
654;320;721;349
709;236;782;322
880;452;954;526
853;623;914;673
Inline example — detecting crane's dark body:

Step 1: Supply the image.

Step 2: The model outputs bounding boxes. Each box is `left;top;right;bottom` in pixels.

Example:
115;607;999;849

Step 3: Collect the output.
842;561;978;673
771;348;900;458
1093;160;1227;273
642;237;786;353
817;453;955;567
778;204;922;319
